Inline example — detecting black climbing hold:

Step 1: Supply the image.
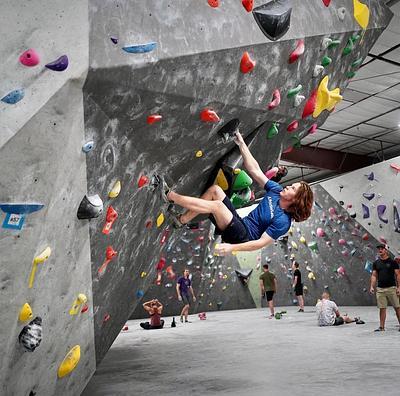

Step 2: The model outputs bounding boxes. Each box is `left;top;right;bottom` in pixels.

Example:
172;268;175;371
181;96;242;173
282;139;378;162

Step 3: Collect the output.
252;0;292;41
235;268;253;283
77;194;103;220
217;301;223;310
171;317;176;328
19;317;42;352
339;201;344;206
278;235;288;244
217;119;240;143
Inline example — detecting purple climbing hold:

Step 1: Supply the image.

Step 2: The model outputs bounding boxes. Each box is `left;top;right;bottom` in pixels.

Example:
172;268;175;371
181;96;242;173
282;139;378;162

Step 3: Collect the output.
45;55;69;72
362;203;369;219
110;37;118;44
362;192;375;201
394;199;400;233
377;205;388;224
365;172;376;181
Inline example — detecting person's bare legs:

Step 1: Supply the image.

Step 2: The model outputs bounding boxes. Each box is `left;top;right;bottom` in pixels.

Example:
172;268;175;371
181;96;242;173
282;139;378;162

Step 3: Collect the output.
379;308;387;329
298;295;304;310
268;300;275;316
394;307;400;324
343;315;355;323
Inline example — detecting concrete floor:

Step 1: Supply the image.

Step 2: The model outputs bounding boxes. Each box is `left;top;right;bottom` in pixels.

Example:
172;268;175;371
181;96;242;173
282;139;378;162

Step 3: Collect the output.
83;307;400;396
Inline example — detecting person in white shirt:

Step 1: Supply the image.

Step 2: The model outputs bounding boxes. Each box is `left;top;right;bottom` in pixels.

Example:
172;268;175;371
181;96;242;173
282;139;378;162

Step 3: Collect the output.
316;292;363;326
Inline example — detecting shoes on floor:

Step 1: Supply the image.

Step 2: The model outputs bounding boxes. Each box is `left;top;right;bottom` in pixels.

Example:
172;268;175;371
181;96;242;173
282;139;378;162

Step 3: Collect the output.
185;320;191;323
355;318;365;325
374;327;385;332
268;314;274;319
180;316;183;323
298;309;304;312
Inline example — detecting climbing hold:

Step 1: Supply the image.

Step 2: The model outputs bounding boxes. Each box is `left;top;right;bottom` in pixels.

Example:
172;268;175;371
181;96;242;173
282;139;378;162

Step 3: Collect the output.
313;65;324;78
82;141;94;153
1;88;25;104
316;228;325;237
19;49;40;67
338;239;346;245
342;38;354;56
102;206;118;234
337;266;346;276
138;175;149;188
81;304;89;314
45;55;68;71
362;203;369;219
218;118;240;142
69;294;87;315
351;58;363;69
110;37;118;44
362;192;375;201
147;114;162;125
290;134;301;149
393;199;400;233
207;0;219;7
240;51;256;73
337;7;346;21
299;236;306;244
328;39;341;49
287;120;298;132
377;205;388;224
293;94;305;107
291;241;298;250
156;213;165;227
166;265;176;279
195;150;203;158
242;0;253;12
390;163;400;174
308;241;319;253
235;268;253;283
58;345;81;378
321;56;332;67
200;108;220;122
329;206;336;215
308;123;318;134
136;290;144;298
288;39;305;64
29;247;51;289
313;76;342;117
232;170;252;191
364;260;373;274
302;90;317;119
265;167;279;180
231;187;252;209
283;146;293;154
252;0;292;41
308;272;316;280
267;122;279;139
122;42;157;53
19;303;33;322
321;38;332;50
103;314;111;323
214;169;229;191
287;84;302;98
98;246;118;277
77;194;103;220
353;0;369;29
362;233;369;240
19;317;42;352
108;180;121;198
346;71;356;79
366;172;375;181
322;0;331;6
268;89;281;110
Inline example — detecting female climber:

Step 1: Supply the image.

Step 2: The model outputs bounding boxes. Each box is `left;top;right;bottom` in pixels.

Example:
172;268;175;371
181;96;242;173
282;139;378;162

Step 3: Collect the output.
164;131;314;256
140;299;165;330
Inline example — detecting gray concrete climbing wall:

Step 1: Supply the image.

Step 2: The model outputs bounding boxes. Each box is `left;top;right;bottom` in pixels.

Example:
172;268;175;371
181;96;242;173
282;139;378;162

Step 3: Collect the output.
0;0;393;395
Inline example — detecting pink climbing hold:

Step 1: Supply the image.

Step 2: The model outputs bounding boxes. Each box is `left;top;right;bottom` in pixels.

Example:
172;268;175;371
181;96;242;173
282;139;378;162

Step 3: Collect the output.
287;120;298;132
242;0;254;12
288;39;305;64
208;0;219;8
240;51;256;73
328;207;337;216
268;89;281;110
147;114;162;125
338;239;346;245
308;123;318;134
316;227;325;237
200;108;220;122
322;0;331;6
265;167;279;180
283;146;293;154
19;49;40;67
390;163;400;174
337;266;346;276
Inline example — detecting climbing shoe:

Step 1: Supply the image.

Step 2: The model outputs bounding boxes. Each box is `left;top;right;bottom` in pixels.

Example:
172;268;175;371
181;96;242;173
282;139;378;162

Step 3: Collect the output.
298;309;304;312
374;327;384;332
355;318;365;325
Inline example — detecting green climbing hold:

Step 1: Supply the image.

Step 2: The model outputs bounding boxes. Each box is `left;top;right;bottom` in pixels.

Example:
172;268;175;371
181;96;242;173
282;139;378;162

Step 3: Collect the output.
328;39;341;48
308;241;319;252
321;56;332;67
351;58;363;68
346;71;356;78
231;187;252;209
267;122;279;139
287;85;302;98
291;134;301;149
342;38;354;56
232;170;253;191
350;33;360;43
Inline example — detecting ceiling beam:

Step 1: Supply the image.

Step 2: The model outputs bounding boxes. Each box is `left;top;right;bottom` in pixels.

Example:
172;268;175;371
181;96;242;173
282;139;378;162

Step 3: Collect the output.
281;145;374;172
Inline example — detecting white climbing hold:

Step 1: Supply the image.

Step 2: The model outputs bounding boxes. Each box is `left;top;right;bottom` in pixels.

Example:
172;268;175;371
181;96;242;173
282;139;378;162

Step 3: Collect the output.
337;7;346;21
321;38;332;50
313;65;324;77
294;94;305;107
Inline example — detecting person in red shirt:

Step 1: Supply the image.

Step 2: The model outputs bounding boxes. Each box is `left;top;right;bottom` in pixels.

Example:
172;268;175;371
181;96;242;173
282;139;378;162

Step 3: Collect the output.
140;299;164;330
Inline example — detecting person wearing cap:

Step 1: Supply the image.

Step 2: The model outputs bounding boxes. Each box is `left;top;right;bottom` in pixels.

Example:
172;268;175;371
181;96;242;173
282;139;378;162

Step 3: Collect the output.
370;244;400;332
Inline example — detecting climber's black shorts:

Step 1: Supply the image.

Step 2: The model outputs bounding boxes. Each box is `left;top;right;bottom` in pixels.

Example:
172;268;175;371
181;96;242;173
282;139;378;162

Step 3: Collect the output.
209;196;250;244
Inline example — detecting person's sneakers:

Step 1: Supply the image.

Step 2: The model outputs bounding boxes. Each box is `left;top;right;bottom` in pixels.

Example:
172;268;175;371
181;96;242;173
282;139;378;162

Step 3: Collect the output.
185;320;191;323
355;318;365;325
298;309;304;312
268;314;274;319
374;327;385;332
180;316;183;323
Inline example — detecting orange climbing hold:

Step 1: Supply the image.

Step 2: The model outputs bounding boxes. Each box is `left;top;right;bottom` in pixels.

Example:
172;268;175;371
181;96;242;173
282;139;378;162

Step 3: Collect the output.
208;0;219;8
288;39;304;64
98;246;118;276
302;90;317;119
240;51;256;73
287;120;298;132
102;206;118;234
138;175;149;188
268;89;281;110
200;108;220;122
147;114;162;125
242;0;254;13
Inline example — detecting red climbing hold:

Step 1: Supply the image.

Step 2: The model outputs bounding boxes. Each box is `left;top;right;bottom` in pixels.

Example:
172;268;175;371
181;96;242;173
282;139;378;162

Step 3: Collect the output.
160;229;170;245
283;146;293;154
240;51;256;73
287;120;299;132
322;0;331;6
122;325;129;331
156;257;166;271
147;114;162;125
208;0;219;8
138;175;149;188
19;49;40;67
200;108;220;122
288;39;305;64
268;89;281;110
106;246;117;260
102;206;118;235
103;314;110;323
308;123;318;134
81;304;89;314
242;0;254;13
302;90;317;119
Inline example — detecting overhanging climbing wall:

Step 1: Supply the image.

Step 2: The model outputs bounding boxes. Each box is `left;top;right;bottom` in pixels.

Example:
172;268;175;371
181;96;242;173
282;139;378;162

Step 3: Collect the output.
0;1;393;395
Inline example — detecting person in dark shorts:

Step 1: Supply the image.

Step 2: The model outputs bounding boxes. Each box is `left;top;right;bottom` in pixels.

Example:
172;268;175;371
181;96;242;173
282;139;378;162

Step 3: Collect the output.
140;299;165;330
316;292;363;327
259;264;277;318
176;269;196;323
292;261;304;312
370;244;400;332
164;131;314;256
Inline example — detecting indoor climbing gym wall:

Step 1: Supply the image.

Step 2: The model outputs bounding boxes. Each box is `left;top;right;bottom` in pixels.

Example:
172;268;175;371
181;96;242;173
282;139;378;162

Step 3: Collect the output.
0;1;393;395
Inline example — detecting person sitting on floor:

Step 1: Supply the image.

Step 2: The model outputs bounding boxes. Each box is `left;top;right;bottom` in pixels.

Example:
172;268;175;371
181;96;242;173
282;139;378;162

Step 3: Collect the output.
140;299;165;330
316;292;364;326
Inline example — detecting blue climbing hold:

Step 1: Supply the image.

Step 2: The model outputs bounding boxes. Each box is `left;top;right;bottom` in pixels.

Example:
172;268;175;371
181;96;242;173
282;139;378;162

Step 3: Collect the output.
136;290;144;298
1;89;25;104
0;203;44;215
364;260;373;274
45;55;69;72
362;203;369;219
362;192;375;200
82;141;94;153
122;42;157;54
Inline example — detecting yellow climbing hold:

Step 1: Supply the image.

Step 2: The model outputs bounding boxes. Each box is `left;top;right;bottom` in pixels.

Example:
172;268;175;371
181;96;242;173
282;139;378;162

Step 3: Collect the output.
19;303;33;321
222;286;227;290
291;241;298;250
223;274;228;280
58;345;81;378
69;294;87;315
109;180;121;198
156;213;164;228
195;150;203;158
233;168;241;175
214;168;229;191
353;0;369;29
299;236;306;244
308;272;316;281
313;76;342;118
288;227;293;236
29;247;51;288
140;271;147;278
